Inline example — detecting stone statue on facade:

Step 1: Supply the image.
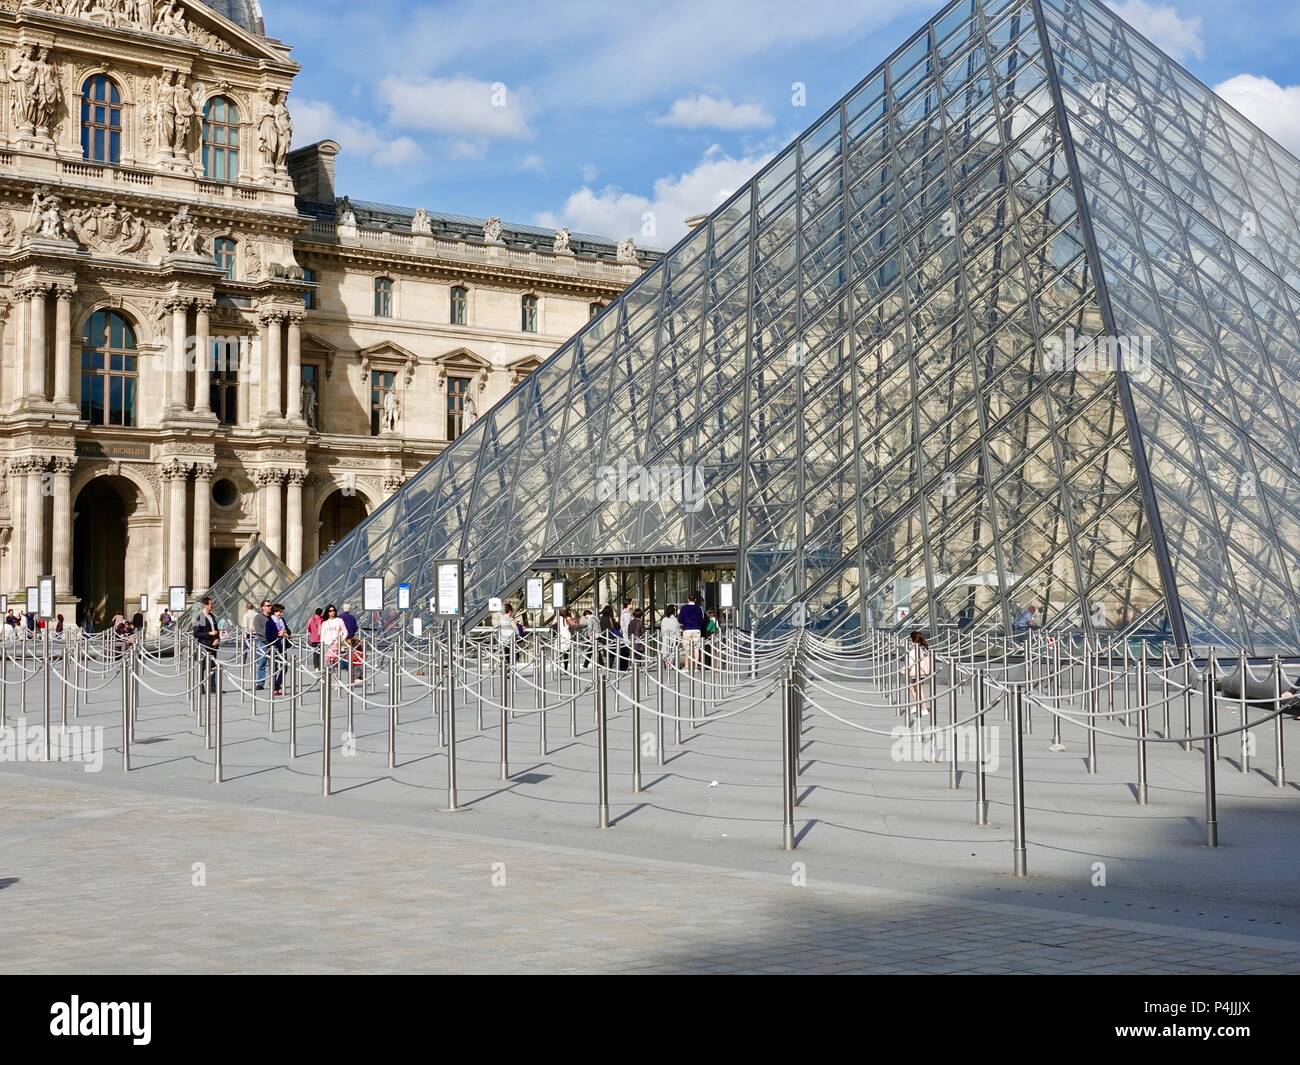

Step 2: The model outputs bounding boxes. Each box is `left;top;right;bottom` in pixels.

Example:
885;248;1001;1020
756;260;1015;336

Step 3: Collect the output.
155;69;199;159
301;380;318;430
382;387;400;434
462;388;478;429
0;213;17;249
26;185;68;240
163;204;203;256
553;227;572;255
336;198;357;228
9;43;61;137
256;87;292;170
410;208;432;235
617;237;637;263
482;216;503;244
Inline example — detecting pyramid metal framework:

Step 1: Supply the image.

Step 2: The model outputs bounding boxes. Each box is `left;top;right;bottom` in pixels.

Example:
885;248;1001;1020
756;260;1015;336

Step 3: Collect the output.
281;0;1300;654
187;540;295;632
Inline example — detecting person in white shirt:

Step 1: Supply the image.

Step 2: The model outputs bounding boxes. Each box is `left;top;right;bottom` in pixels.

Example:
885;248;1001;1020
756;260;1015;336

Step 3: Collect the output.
659;603;682;667
497;603;517;662
318;604;348;671
555;607;574;670
620;598;634;645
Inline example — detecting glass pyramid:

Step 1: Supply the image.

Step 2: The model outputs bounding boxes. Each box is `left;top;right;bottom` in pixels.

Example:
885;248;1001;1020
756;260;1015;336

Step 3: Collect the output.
281;0;1300;655
183;540;295;633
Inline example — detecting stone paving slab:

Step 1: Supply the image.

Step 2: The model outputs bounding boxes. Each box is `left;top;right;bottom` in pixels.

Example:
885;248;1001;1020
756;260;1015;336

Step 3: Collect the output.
3;652;1300;972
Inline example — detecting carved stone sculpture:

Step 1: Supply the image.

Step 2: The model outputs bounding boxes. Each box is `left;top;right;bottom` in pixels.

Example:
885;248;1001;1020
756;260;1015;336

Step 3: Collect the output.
482;216;503;244
9;43;61;136
381;388;400;434
163;204;203;256
553;227;572;255
69;202;149;255
617;237;637;263
26;185;68;240
411;208;432;235
255;87;292;170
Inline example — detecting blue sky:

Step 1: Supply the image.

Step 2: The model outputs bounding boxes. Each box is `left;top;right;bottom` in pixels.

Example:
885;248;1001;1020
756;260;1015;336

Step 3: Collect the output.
272;0;1300;249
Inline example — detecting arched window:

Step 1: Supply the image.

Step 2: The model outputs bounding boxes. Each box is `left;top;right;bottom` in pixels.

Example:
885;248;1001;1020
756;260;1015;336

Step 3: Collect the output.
202;96;240;182
521;293;538;333
374;276;393;317
81;75;123;164
214;237;237;280
81;310;138;427
450;285;468;326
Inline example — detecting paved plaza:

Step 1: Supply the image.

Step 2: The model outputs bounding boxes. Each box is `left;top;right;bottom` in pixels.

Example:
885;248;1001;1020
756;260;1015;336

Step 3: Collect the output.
3;648;1300;974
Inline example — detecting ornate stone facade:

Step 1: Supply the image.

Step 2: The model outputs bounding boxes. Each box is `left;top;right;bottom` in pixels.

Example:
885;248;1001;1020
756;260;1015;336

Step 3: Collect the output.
0;0;651;625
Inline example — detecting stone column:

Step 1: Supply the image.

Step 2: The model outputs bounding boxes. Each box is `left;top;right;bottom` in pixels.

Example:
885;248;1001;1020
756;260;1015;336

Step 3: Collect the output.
27;284;48;400
53;285;75;409
193;299;214;416
259;469;284;558
262;310;283;421
50;457;74;594
285;470;305;576
163;461;189;589
168;297;191;412
285;311;303;421
192;463;215;593
24;458;44;585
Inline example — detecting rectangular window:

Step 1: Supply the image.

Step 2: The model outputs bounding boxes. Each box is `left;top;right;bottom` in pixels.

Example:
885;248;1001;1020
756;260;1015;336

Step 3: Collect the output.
209;337;240;426
446;375;471;440
375;278;393;317
521;294;538;332
370;369;396;436
303;267;318;310
450;286;467;326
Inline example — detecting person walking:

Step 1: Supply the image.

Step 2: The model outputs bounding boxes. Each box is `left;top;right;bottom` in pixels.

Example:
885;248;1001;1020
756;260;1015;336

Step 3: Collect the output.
254;599;273;689
497;603;518;663
582;609;598;669
659;603;682;668
678;593;705;670
906;630;933;718
264;603;291;696
555;607;574;671
598;604;617;668
628;608;646;666
704;607;720;668
307;607;324;669
319;605;347;672
193;596;220;693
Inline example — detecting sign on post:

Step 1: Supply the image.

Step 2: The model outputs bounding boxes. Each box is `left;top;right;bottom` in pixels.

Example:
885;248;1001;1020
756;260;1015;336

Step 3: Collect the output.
412;616;423;637
551;581;566;609
38;576;55;620
435;560;464;619
363;577;384;612
398;583;411;611
525;577;544;612
719;581;735;610
26;586;38;615
140;593;150;615
169;586;187;613
0;594;8;613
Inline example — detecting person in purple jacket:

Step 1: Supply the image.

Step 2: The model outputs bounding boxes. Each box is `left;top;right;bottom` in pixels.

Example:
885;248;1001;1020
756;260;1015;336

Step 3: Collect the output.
678;592;705;670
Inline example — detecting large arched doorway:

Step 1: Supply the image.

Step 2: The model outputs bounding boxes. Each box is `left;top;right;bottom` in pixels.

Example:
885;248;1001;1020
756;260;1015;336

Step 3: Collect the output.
317;489;368;559
73;477;138;625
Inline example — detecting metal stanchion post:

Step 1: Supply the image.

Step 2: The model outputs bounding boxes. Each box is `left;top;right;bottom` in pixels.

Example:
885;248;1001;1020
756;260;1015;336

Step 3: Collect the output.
781;669;795;850
596;661;610;828
975;668;988;825
1238;650;1250;775
655;648;665;766
1182;646;1193;752
1011;684;1027;877
121;644;131;772
445;620;460;811
1273;654;1286;789
213;662;224;784
42;623;51;760
321;666;333;797
1202;656;1218;847
387;648;397;769
1137;641;1149;805
631;653;642;793
1087;642;1098;774
948;659;959;788
499;646;510;781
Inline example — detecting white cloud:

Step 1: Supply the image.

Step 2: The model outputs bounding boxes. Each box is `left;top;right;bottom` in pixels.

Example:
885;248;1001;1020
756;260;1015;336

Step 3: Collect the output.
653;94;773;131
580;163;599;183
518;153;546;174
1214;74;1300;154
1110;1;1204;61
536;144;774;248
290;98;426;168
378;75;533;140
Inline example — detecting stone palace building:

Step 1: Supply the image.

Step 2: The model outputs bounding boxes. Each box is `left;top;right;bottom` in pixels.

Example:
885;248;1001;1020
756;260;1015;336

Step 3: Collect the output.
0;0;651;624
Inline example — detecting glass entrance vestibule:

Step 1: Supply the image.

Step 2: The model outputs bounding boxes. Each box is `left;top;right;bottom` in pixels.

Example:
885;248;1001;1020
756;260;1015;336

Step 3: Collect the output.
525;553;737;628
